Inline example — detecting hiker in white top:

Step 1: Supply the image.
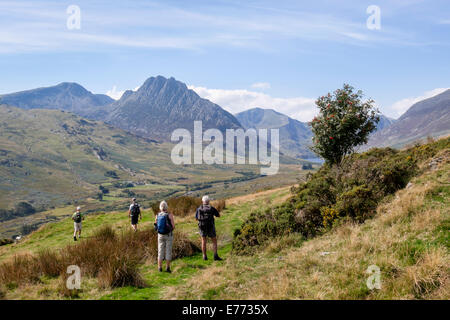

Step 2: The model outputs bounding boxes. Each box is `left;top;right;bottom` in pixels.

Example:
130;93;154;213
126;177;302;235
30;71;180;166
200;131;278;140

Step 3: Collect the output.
154;201;175;273
71;206;84;241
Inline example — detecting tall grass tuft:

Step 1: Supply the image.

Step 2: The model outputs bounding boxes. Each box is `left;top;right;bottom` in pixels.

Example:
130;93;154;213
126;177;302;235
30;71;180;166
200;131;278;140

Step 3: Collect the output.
0;226;200;292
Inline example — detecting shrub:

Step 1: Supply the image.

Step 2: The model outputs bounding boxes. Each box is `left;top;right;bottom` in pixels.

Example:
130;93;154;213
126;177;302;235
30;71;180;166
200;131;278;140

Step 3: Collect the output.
232;138;450;255
14;202;36;216
334;185;377;223
320;207;339;229
0;239;13;246
105;170;119;179
232;202;298;254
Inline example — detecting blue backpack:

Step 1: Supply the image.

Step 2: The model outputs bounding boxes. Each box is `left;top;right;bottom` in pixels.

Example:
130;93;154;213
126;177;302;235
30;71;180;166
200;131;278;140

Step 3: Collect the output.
156;213;173;235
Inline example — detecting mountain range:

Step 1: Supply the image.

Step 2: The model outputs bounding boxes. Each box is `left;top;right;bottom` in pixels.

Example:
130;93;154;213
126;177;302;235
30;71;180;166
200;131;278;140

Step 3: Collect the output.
0;82;113;117
103;76;243;140
235;108;315;159
1;76;448;155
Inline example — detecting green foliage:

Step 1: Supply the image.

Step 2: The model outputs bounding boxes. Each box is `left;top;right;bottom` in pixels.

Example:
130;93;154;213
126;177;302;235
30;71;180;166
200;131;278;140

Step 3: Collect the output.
320;207;339;229
0;202;38;222
232;137;449;254
104;171;119;179
309;84;379;165
0;238;13;246
335;185;377;223
232;202;299;254
14;202;36;216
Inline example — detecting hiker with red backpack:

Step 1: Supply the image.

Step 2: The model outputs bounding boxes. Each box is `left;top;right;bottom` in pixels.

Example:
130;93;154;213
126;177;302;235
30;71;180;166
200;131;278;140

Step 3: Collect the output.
128;198;142;232
154;200;175;273
196;195;222;261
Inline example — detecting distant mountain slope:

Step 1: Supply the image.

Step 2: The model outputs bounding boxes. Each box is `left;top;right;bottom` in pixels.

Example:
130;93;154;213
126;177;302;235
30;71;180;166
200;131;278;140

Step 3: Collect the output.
375;115;397;132
0;82;114;117
103;76;243;140
0;105;264;211
235;108;315;159
368;89;450;148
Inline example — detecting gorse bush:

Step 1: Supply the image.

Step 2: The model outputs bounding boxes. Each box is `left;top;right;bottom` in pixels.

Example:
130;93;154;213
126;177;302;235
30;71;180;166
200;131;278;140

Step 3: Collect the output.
0;225;200;292
232;202;298;255
232;137;450;254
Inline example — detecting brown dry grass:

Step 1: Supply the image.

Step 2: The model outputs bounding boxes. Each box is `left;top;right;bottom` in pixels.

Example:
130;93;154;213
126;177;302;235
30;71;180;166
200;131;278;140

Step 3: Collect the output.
0;225;200;294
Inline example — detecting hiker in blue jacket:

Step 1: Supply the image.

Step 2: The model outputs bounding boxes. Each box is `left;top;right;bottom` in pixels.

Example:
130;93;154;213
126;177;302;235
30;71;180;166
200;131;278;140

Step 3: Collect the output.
155;201;175;273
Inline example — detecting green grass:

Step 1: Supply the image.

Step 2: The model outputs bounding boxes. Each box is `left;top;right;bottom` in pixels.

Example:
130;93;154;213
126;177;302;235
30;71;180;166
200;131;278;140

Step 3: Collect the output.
0;186;291;299
100;245;232;300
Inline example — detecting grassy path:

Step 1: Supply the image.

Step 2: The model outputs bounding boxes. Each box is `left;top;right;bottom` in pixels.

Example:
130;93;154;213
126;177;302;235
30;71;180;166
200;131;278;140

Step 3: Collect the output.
97;187;291;300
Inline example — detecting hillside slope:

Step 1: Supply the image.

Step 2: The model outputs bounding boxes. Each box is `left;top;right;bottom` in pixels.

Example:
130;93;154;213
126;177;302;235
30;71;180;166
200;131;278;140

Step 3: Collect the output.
235;108;315;160
0;82;113;117
368;89;450;148
167;141;449;299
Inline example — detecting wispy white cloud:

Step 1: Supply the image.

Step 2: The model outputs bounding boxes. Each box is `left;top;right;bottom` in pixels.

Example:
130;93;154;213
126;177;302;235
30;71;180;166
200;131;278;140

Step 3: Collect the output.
0;0;428;54
388;87;450;117
188;85;317;122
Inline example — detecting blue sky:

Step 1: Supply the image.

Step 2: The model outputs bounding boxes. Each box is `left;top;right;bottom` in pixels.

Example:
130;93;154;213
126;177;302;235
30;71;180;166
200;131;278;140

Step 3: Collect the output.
0;0;449;121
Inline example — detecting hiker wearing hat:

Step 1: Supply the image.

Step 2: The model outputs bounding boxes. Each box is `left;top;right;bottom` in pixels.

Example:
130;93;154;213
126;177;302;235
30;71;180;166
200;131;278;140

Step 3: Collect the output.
72;206;85;241
128;198;142;232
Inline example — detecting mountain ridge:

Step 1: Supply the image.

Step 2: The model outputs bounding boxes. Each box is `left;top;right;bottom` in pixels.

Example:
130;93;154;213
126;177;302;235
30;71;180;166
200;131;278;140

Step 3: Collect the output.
368;89;450;148
0;82;114;117
235;107;315;159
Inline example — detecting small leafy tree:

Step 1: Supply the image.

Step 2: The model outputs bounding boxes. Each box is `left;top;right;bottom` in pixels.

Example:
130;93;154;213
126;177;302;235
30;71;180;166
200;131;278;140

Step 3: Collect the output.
310;84;379;165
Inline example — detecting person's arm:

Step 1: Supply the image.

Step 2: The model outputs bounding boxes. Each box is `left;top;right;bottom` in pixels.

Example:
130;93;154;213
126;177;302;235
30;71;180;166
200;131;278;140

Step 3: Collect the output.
212;206;220;218
128;205;131;217
195;208;199;221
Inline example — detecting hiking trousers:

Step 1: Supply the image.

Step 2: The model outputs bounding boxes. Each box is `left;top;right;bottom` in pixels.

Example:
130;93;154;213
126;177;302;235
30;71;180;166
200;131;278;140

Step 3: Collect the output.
158;232;173;261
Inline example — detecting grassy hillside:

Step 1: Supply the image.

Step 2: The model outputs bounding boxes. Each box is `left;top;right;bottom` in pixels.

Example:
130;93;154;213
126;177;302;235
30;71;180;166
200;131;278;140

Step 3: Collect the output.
0;138;448;300
0;105;311;237
0;187;291;299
